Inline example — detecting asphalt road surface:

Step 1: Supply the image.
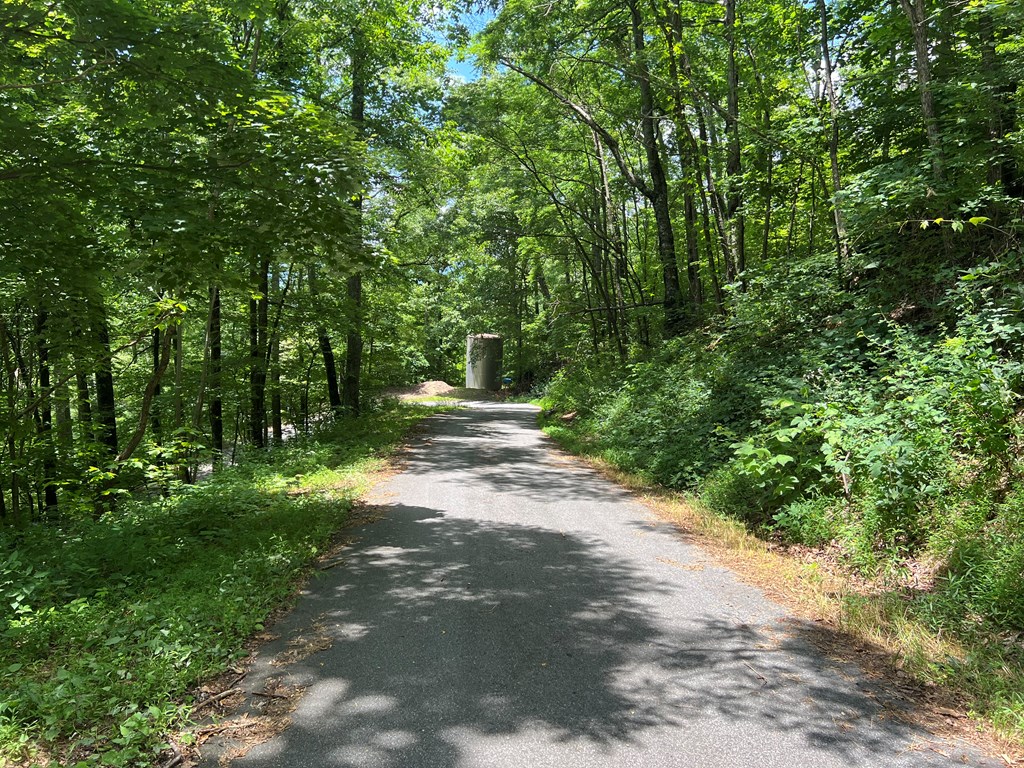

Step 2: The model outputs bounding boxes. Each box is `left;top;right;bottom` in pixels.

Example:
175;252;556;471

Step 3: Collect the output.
206;402;997;768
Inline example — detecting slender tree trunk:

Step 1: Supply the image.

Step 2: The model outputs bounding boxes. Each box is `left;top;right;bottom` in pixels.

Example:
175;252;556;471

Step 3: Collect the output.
809;164;820;257
248;272;259;446
151;327;162;445
54;374;73;451
74;368;93;441
173;318;183;431
698;178;725;312
655;4;704;314
299;344;312;434
629;0;685;335
309;265;342;419
786;160;805;258
724;0;745;283
191;288;214;434
685;55;735;286
271;334;282;445
270;262;283;445
209;284;224;465
819;0;851;285
979;13;1022;198
35;311;58;516
94;302;118;458
117;324;174;463
0;319;23;526
343;26;368;415
342;275;363;415
249;256;269;448
900;0;943;181
318;328;341;418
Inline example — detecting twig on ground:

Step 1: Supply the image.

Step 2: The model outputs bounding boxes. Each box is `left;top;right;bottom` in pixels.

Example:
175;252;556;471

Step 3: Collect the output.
743;661;768;686
159;746;183;768
195;718;253;737
192;687;242;713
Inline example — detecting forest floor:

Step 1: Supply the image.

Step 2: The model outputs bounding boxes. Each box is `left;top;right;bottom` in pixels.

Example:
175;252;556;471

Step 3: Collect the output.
188;402;1010;768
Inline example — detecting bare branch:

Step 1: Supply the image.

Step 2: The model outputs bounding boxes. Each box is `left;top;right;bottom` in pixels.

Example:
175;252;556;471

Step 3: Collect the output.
498;57;652;199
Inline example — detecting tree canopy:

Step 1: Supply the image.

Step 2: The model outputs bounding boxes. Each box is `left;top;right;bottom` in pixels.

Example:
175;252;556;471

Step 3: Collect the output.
1;0;1023;760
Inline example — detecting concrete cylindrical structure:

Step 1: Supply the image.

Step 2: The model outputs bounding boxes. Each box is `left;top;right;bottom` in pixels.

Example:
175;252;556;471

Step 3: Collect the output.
465;334;503;391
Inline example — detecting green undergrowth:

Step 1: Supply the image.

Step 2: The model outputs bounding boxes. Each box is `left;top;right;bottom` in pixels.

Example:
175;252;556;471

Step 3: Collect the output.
539;252;1024;741
0;402;437;767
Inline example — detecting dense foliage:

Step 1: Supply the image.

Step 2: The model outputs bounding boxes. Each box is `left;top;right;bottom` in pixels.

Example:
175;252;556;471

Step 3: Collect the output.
2;0;1024;759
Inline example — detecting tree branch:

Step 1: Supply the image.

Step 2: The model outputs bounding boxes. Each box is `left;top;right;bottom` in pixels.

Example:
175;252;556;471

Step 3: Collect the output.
117;322;175;462
498;57;653;199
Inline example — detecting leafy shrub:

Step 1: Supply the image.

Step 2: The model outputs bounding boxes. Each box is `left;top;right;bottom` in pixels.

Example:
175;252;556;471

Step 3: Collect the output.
771;496;839;547
701;463;773;527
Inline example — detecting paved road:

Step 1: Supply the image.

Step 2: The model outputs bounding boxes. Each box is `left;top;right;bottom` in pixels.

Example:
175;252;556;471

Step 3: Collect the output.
210;403;996;768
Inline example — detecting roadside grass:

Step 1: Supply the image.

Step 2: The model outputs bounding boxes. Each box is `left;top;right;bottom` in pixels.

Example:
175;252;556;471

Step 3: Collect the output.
0;402;438;768
542;421;1024;759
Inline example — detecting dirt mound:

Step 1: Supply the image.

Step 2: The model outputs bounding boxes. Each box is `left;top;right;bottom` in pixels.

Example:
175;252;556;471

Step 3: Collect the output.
411;380;456;396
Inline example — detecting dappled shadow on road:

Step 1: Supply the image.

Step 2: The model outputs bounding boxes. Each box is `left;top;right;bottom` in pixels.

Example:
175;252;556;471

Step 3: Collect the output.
226;502;960;768
398;405;633;506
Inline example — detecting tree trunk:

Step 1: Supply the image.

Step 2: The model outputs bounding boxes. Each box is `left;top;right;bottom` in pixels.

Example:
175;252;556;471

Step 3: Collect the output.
209;284;224;465
94;302;118;458
343;25;368;416
35;311;58;516
899;0;943;181
270;262;283;445
117;324;174;463
54;375;73;451
299;344;312;434
249;256;269;448
173;317;183;431
318;328;341;419
309;265;343;419
342;275;363;415
0;319;22;527
818;0;852;285
980;12;1022;199
271;333;283;445
724;0;746;283
654;3;704;314
629;0;686;335
75;368;93;442
151;327;162;445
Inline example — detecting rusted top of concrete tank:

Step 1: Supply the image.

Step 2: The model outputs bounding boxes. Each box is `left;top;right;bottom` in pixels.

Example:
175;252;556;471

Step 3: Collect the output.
468;333;502;339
